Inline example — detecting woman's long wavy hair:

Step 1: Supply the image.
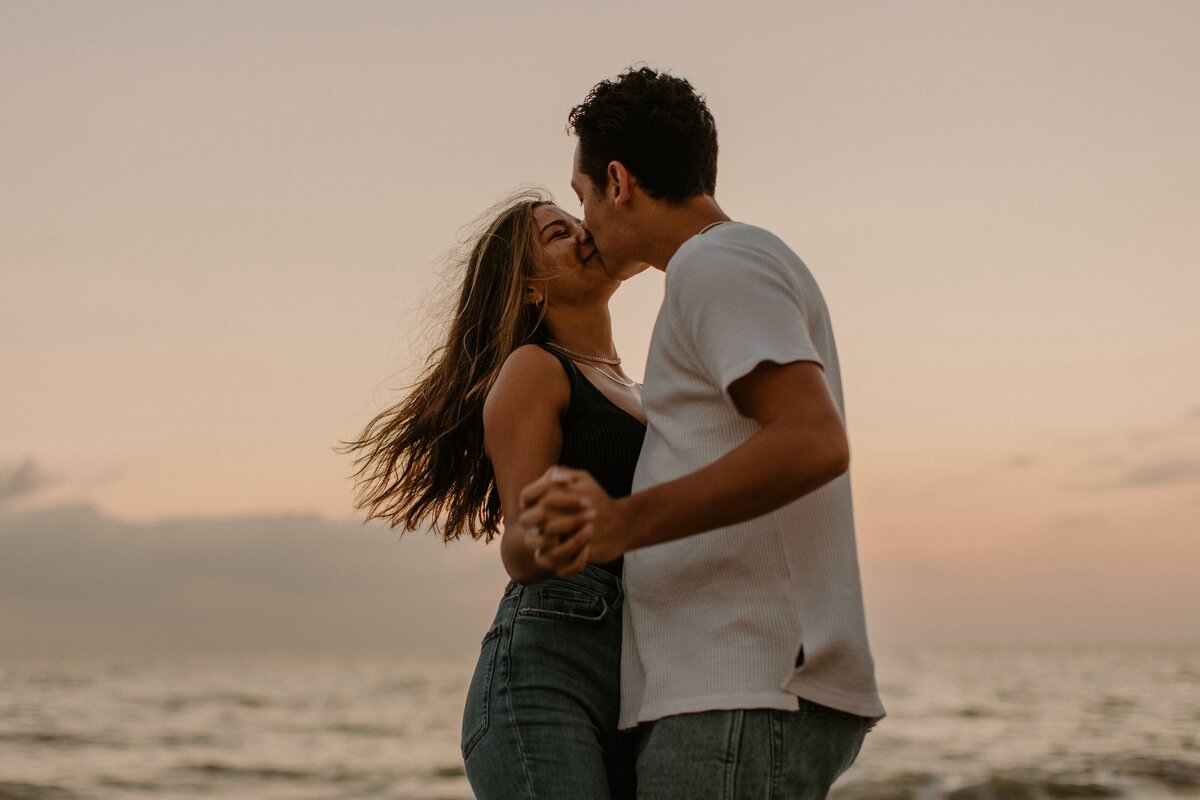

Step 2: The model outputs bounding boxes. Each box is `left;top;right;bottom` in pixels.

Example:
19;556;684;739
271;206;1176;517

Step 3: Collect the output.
343;189;553;542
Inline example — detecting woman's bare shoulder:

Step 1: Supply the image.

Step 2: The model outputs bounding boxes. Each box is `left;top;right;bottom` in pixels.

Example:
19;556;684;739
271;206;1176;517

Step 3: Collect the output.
502;343;560;371
485;344;569;416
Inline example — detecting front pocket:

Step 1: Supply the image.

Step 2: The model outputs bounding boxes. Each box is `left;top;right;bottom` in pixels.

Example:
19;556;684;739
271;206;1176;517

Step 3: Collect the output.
460;623;502;760
516;581;609;623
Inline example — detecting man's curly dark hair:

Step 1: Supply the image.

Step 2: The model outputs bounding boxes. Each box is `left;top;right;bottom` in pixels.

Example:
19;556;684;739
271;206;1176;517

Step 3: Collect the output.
568;67;718;204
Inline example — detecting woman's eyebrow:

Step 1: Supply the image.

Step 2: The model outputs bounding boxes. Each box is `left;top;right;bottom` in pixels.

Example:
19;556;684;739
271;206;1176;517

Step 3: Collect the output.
539;219;567;236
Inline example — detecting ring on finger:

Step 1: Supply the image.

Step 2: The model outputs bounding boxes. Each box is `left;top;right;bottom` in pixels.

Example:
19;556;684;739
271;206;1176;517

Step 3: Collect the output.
526;524;543;542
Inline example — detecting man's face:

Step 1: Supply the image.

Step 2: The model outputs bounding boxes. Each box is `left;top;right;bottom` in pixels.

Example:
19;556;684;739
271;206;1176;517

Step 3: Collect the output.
571;144;646;280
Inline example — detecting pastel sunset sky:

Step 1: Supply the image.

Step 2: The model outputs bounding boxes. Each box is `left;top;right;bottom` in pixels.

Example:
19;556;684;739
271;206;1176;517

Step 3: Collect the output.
2;1;1197;654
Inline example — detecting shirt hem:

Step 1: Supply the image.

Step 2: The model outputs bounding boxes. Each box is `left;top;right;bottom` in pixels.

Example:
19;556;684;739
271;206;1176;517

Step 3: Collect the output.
620;690;800;730
619;683;886;730
783;674;887;720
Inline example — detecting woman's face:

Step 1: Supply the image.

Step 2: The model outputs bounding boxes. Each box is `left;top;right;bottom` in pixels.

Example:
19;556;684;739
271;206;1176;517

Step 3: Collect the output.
530;204;618;303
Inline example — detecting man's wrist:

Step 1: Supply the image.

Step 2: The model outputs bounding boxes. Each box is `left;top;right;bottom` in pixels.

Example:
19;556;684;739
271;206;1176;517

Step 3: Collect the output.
617;493;647;553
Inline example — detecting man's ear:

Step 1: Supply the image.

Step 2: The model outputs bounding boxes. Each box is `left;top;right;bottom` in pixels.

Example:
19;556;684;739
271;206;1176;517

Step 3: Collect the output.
607;161;635;209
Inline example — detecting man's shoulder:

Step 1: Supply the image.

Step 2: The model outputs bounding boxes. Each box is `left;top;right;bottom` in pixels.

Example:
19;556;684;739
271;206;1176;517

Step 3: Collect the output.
667;222;806;294
673;223;801;271
711;221;794;250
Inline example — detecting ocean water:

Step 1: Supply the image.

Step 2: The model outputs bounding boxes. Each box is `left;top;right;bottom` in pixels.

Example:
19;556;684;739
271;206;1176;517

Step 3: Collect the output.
0;645;1196;800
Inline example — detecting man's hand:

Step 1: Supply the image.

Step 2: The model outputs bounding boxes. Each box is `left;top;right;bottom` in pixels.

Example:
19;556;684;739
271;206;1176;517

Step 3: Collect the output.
520;467;633;576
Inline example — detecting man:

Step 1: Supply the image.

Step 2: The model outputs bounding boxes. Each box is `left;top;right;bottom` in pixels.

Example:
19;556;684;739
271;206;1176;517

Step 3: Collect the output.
521;67;885;798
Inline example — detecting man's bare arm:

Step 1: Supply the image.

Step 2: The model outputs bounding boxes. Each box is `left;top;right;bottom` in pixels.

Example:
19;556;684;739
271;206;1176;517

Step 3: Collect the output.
521;359;848;568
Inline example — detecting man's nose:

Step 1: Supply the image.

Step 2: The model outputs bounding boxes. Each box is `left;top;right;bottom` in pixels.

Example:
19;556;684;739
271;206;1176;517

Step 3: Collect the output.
575;221;593;244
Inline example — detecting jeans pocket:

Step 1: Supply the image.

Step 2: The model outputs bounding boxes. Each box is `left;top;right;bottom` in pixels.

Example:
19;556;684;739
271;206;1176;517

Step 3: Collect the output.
460;623;502;760
516;580;609;623
795;699;870;778
838;716;871;777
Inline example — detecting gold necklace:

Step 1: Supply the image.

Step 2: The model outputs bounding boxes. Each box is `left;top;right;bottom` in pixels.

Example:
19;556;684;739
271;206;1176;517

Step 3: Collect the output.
544;341;621;366
580;361;638;388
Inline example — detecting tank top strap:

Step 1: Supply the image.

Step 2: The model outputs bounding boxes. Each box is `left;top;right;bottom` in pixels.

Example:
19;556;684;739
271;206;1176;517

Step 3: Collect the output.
537;343;588;419
536;343;587;394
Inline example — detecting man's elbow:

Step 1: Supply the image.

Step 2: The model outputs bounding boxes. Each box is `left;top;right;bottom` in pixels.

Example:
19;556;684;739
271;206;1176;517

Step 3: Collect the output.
811;432;849;486
785;425;849;491
826;437;850;481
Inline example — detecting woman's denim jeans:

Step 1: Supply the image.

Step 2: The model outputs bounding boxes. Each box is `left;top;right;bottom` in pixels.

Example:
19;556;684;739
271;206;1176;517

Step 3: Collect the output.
462;566;634;799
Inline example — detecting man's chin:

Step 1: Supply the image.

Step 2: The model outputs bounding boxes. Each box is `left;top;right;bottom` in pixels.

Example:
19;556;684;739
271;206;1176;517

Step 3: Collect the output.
604;259;653;281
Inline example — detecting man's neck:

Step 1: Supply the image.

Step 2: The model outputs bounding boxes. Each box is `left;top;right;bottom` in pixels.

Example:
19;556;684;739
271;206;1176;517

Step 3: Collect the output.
639;195;730;271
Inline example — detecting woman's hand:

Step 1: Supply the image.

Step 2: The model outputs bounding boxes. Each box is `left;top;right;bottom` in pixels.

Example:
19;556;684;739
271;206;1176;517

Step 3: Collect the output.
521;467;634;575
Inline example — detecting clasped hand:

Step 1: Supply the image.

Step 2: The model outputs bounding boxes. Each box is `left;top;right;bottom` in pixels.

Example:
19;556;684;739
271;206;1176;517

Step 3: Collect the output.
519;467;632;577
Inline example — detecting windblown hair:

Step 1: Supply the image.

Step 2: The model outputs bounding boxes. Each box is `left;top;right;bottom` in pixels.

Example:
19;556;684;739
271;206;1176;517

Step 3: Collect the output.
568;66;718;203
343;189;553;542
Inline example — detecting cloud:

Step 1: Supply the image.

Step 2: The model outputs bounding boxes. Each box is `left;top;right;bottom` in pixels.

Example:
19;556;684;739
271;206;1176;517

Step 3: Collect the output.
1126;427;1171;448
0;457;55;505
1047;513;1110;532
0;504;508;657
1117;456;1200;488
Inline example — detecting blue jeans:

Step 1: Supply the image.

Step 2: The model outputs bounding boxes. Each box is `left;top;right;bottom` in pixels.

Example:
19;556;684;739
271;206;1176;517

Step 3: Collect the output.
462;566;635;799
634;700;870;800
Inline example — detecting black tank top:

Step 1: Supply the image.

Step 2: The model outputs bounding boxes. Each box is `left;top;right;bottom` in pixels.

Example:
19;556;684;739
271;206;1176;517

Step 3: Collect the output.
541;345;646;575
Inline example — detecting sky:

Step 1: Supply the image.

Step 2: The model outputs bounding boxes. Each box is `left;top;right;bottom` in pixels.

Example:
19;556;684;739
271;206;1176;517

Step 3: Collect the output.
2;0;1198;655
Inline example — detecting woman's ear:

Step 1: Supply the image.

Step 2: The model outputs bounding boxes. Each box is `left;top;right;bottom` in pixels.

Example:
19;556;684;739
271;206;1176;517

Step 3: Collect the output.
524;284;545;306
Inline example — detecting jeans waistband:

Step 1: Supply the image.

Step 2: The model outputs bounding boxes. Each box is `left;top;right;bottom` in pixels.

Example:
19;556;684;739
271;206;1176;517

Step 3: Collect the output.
506;564;623;603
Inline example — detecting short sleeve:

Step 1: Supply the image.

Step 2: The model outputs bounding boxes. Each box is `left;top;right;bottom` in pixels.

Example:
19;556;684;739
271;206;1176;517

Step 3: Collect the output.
668;237;824;410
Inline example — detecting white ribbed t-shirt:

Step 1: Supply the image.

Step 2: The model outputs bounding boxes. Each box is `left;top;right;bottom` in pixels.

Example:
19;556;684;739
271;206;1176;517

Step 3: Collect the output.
619;222;885;729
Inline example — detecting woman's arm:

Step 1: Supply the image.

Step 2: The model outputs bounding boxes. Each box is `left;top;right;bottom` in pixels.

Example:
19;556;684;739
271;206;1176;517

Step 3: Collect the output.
483;345;591;583
520;359;848;569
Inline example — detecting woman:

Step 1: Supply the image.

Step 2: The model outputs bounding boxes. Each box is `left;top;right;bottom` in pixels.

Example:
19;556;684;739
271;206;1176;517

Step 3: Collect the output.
344;189;645;799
